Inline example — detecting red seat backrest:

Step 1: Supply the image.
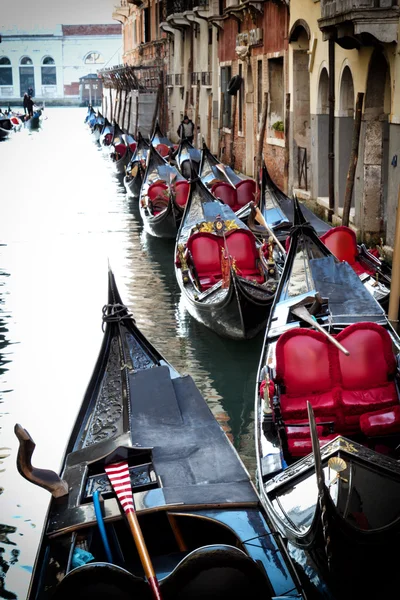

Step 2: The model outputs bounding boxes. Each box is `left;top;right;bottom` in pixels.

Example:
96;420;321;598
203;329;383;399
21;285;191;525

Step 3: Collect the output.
187;233;222;276
276;329;333;396
148;181;168;201
320;226;358;265
156;143;170;157
114;143;127;157
129;142;137;153
336;323;396;390
236;179;256;207
174;180;190;207
211;182;237;209
224;229;258;272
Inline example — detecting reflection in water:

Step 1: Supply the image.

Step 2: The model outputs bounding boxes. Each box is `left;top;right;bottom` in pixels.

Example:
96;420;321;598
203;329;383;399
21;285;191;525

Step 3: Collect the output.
0;109;262;598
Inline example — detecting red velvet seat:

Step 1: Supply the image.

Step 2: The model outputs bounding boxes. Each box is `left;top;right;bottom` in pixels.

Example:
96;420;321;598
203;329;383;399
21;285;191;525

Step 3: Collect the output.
236;179;257;208
211;182;240;212
288;435;337;457
129;142;137;153
156;143;170;157
224;229;264;283
320;226;375;276
174;180;190;207
114;143;127;158
148;181;168;201
187;233;222;290
274;322;399;458
360;405;400;437
103;133;113;146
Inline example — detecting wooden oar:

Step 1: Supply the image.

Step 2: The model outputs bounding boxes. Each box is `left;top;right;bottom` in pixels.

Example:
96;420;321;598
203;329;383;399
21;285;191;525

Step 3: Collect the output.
252;204;285;254
291;304;350;356
105;461;162;600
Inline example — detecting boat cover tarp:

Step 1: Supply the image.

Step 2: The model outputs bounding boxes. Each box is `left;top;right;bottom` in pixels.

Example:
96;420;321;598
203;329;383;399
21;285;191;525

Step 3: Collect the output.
129;366;257;506
310;256;385;324
280;198;331;236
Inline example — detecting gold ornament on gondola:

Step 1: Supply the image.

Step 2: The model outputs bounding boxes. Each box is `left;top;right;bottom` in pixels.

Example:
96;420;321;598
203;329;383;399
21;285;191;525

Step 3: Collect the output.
328;456;348;484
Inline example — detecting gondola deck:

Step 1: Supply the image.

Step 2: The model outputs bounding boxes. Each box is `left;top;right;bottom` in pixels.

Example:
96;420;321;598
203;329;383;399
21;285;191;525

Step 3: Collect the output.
15;271;306;600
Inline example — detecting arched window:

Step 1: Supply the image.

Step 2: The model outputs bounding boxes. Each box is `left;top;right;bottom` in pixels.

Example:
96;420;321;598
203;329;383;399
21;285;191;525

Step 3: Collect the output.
84;52;105;64
0;56;12;86
41;56;56;85
19;56;34;97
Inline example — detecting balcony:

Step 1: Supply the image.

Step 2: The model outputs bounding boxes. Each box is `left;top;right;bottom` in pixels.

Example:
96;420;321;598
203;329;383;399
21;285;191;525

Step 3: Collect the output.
191;72;200;85
166;74;174;86
201;71;212;86
194;0;209;8
318;0;399;47
166;0;193;27
175;73;183;86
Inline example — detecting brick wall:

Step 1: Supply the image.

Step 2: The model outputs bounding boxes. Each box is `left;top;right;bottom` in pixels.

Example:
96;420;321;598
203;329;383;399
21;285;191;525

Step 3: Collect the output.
62;24;121;36
64;82;79;96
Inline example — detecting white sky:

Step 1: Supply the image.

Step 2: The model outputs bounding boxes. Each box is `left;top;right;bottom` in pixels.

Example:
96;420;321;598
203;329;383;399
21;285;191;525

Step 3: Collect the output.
1;0;118;29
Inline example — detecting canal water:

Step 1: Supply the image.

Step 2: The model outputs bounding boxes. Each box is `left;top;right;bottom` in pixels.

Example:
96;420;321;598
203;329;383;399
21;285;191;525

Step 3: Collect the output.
0;108;264;599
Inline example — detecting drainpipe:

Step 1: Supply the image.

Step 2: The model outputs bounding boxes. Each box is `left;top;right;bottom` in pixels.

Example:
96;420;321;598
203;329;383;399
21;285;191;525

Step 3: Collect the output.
328;37;335;222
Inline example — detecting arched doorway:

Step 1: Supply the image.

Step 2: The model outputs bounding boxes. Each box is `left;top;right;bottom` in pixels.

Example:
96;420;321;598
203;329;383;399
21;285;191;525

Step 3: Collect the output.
290;23;311;191
19;56;34;97
362;50;390;239
316;67;329;198
337;66;354;210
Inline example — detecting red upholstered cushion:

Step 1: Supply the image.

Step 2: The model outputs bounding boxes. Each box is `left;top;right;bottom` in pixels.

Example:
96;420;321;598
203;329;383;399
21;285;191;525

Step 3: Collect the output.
104;133;112;145
235;179;257;207
276;329;334;396
224;229;260;277
336;323;396;390
320;226;358;265
211;182;237;210
174;180;190;207
360;405;400;437
280;390;338;421
156;143;170;157
114;143;127;157
286;424;324;438
288;435;337;457
351;259;376;277
341;382;398;416
148;181;168;201
187;233;222;287
129;142;137;153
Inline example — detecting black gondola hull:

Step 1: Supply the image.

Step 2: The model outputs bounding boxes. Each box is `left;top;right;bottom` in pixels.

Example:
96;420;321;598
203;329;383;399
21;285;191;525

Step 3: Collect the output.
139;199;181;238
124;170;142;198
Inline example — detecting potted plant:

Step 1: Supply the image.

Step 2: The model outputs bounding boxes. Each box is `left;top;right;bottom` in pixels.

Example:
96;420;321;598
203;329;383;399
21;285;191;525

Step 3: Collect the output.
272;120;284;139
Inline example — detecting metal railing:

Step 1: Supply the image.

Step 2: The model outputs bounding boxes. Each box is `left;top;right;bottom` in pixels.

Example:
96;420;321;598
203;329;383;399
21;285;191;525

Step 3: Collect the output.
297;147;308;190
175;73;183;86
194;0;209;8
166;74;174;86
191;72;200;85
166;0;193;17
201;71;212;86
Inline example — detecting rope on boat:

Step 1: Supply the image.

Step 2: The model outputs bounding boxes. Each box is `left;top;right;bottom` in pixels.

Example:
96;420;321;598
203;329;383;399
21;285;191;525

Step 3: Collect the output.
102;303;135;330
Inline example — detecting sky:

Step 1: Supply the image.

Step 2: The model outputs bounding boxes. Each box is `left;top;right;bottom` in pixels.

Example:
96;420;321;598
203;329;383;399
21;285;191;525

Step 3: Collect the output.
1;0;118;29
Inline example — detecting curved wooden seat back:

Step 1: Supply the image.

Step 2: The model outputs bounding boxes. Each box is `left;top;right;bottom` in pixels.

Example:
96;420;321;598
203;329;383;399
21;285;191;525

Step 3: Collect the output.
235;179;256;208
187;232;222;290
211;182;238;211
224;229;263;281
320;226;358;265
174;180;190;207
160;544;271;599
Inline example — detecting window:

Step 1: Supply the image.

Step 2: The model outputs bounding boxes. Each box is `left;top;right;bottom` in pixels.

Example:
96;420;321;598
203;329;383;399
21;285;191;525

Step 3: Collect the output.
41;56;56;85
144;7;150;43
20;56;33;65
268;57;284;134
0;56;12;86
19;57;34;96
257;59;263;129
238;63;243;132
221;66;232;128
84;52;105;64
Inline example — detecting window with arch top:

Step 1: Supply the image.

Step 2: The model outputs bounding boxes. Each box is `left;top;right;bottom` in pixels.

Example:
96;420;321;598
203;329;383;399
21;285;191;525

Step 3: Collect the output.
0;56;12;86
41;56;56;85
20;56;33;65
84;52;105;64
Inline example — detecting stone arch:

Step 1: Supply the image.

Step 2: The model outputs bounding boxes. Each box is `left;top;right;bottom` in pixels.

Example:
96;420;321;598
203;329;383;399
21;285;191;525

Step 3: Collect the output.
336;65;355;209
290;24;310;191
361;49;390;238
317;67;329;115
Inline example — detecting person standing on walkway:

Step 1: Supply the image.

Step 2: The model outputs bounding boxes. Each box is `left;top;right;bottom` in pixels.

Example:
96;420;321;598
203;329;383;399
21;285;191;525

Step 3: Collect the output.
23;93;29;115
26;95;34;118
177;115;195;144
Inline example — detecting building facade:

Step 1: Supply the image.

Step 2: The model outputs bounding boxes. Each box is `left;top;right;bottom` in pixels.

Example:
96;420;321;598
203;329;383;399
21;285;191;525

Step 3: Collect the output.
0;24;121;106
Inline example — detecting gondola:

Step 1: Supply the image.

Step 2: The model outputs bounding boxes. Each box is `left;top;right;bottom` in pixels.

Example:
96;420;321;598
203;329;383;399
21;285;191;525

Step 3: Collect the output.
255;200;400;597
14;270;306;600
123;130;137;154
99;117;114;147
109;122;132;174
139;144;190;238
199;142;258;220
0;115;13;139
124;133;150;198
175;138;201;179
174;178;282;339
150;120;178;158
84;105;95;124
249;163;391;306
91;111;105;142
25;108;43;130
